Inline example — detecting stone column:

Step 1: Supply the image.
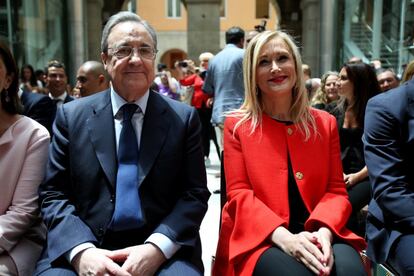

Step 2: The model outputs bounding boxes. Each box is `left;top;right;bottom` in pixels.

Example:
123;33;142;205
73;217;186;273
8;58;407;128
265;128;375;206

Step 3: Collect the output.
301;0;321;77
185;0;221;62
67;0;86;86
86;0;105;61
372;0;383;59
320;0;338;72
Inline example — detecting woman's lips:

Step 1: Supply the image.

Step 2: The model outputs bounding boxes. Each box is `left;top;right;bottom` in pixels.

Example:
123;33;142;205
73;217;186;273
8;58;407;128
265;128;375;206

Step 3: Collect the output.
269;76;287;83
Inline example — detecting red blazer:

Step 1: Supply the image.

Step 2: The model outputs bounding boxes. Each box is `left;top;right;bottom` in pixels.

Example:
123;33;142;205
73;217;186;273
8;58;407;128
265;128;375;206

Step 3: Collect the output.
213;109;366;276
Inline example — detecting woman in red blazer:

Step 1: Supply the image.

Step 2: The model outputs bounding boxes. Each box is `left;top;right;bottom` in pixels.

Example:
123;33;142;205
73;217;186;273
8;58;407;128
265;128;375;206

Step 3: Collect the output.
213;30;366;276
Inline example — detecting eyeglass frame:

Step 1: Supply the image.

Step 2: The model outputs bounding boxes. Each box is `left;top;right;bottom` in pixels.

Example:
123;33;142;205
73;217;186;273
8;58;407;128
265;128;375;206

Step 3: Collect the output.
107;45;158;60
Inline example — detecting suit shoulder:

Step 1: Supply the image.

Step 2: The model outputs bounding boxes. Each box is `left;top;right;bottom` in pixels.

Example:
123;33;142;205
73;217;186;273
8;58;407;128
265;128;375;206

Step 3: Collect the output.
370;82;413;105
155;92;194;114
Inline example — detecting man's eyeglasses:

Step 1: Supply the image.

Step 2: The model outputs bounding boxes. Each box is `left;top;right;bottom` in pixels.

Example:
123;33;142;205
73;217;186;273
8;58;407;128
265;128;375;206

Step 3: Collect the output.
108;46;157;60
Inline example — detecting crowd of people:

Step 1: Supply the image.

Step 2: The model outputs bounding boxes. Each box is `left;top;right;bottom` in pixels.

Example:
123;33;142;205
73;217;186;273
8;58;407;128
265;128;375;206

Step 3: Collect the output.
1;10;414;276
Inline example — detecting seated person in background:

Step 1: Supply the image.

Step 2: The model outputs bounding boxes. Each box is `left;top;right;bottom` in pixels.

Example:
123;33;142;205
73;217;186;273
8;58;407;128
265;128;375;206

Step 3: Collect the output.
35;69;47;93
75;60;110;97
19;87;56;135
305;77;320;100
213;30;366;276
376;68;399;92
45;60;74;106
19;64;44;93
333;62;380;236
311;71;339;110
0;41;50;276
363;79;414;275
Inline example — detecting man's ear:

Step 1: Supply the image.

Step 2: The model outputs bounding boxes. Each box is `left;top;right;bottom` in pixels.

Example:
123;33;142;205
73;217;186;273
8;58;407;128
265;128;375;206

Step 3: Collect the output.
101;52;108;68
98;74;105;85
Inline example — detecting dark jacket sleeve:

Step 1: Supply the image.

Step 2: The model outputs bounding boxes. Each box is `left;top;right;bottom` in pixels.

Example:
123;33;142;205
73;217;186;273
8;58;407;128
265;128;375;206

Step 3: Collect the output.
39;105;97;263
363;88;414;229
25;95;57;135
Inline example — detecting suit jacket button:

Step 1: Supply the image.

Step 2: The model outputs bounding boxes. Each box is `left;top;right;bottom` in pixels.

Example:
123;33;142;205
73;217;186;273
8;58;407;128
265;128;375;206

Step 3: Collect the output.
110;195;114;203
295;171;304;180
287;127;293;135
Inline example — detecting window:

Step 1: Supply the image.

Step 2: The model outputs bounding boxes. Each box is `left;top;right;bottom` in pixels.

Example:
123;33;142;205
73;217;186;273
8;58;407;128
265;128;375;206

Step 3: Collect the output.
256;0;269;18
167;0;181;18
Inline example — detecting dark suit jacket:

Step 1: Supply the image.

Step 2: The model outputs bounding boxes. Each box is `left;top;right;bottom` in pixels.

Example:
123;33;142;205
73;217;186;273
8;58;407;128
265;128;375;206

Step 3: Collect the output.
63;94;75;103
37;89;210;272
20;91;56;135
363;80;414;263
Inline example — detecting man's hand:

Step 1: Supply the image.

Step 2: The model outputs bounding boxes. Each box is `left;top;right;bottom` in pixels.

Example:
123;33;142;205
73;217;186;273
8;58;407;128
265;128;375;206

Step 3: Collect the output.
111;243;167;276
71;248;131;276
206;98;214;108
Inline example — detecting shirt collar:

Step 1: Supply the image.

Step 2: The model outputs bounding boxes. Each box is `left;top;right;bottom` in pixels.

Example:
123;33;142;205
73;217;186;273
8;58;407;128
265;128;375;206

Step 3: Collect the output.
110;85;149;118
49;91;67;101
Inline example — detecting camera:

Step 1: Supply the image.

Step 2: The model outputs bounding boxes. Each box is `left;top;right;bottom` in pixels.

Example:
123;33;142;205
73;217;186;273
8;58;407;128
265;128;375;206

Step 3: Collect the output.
178;61;188;68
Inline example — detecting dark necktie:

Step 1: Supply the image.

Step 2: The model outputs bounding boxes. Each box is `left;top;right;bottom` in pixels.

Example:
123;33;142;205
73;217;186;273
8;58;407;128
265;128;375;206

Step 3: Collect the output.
53;99;62;105
110;103;144;231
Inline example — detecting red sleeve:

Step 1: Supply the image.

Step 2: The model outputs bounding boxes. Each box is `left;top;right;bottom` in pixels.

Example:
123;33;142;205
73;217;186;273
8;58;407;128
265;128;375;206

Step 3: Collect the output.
223;118;286;263
305;114;366;250
179;74;196;86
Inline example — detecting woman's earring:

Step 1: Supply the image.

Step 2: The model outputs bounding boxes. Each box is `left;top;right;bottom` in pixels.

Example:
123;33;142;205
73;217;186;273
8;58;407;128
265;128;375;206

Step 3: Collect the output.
5;89;10;102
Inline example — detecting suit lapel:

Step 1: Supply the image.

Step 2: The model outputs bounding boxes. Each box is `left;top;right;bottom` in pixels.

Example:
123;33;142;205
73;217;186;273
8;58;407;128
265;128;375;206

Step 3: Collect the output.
87;90;117;187
139;92;170;186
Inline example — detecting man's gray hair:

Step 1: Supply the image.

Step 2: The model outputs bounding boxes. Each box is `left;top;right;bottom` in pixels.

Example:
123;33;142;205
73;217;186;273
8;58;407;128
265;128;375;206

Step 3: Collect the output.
101;11;158;53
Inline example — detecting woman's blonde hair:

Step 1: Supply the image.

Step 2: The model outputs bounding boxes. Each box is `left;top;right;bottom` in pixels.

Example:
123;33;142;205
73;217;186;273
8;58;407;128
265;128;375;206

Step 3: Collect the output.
402;60;414;83
230;30;316;140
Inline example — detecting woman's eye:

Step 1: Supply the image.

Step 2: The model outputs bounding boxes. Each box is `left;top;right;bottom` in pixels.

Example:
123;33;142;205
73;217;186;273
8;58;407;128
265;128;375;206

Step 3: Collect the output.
259;59;270;66
277;55;288;62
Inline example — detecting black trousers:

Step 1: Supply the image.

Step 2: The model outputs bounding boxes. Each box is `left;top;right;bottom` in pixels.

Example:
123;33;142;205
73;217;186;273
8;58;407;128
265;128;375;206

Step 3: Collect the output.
197;108;212;158
347;179;371;236
253;243;366;276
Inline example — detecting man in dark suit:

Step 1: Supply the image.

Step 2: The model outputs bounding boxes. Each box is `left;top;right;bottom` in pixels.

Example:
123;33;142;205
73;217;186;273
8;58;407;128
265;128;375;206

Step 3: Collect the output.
35;11;210;276
363;79;414;275
19;89;56;134
45;60;74;106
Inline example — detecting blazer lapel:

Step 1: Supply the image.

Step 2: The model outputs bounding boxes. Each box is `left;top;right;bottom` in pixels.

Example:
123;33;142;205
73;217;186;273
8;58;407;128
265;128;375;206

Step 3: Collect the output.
138;92;170;186
87;90;117;187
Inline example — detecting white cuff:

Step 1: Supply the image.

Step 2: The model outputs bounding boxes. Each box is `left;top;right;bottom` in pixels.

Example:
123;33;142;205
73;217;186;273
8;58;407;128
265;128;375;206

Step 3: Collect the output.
65;242;96;263
145;233;181;259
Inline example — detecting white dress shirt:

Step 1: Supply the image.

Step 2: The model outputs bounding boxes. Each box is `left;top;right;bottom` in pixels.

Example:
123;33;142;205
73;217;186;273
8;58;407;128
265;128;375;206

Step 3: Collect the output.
49;91;68;107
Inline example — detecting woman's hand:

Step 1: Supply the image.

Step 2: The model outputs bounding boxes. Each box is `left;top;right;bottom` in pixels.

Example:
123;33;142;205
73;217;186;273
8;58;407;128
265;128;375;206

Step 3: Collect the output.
344;173;359;188
344;166;368;188
312;227;334;275
270;227;328;275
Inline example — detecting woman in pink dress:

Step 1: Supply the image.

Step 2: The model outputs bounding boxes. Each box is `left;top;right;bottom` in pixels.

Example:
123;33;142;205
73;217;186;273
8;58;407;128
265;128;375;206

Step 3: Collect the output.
0;42;49;275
